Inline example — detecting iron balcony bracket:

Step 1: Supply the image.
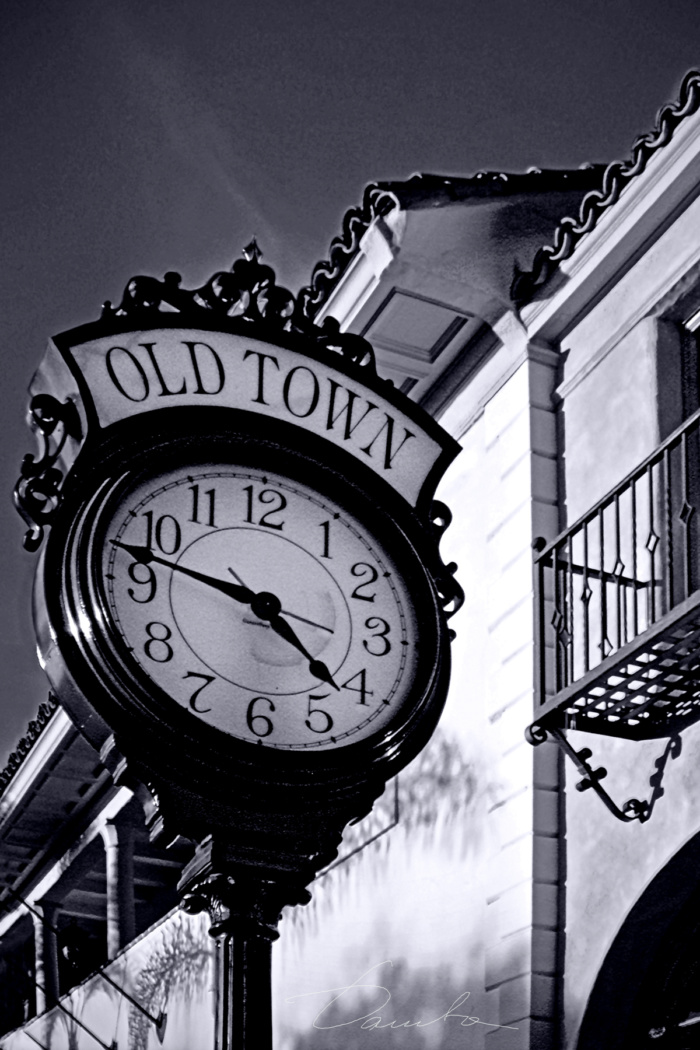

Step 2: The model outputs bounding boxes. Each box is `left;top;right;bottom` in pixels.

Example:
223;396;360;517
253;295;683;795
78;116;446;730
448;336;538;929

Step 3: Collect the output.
526;723;673;822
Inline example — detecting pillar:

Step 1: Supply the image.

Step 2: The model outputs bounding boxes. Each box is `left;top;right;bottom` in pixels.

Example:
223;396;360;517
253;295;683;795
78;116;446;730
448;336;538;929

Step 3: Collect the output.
101;820;135;959
31;900;60;1013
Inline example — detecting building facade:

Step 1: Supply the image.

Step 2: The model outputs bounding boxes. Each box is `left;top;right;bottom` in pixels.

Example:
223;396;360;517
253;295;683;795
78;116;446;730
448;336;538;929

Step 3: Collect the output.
2;71;700;1050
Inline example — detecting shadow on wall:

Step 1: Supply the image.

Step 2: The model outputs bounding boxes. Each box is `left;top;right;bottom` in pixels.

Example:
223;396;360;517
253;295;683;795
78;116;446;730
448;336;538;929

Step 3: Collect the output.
283;727;482;944
43;976;121;1050
577;826;700;1050
128;911;212;1050
4;911;213;1050
285;958;519;1050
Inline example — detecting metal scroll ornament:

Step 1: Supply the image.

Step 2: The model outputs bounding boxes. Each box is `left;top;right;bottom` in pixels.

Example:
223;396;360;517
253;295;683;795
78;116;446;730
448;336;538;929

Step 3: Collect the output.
14;394;82;552
102;239;377;373
13;242;387;554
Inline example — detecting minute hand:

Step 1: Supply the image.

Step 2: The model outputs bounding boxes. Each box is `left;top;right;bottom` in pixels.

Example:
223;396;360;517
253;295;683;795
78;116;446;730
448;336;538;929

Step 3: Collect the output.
111;541;255;605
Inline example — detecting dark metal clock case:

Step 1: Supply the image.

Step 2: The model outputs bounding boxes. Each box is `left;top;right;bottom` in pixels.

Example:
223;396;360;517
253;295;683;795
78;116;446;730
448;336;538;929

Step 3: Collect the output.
36;407;452;843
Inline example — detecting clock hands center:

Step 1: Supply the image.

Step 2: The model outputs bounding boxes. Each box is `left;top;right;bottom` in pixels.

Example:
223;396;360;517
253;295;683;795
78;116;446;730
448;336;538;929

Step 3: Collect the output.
250;593;340;691
227;569;334;634
111;541;340;690
228;569;339;691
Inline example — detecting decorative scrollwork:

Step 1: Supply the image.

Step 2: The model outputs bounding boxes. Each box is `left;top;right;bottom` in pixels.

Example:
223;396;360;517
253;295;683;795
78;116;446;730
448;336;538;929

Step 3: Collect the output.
14;394;82;552
428;500;465;629
526;725;679;824
298;186;401;320
99;240;379;379
315;315;376;372
0;694;59;798
526;723;548;746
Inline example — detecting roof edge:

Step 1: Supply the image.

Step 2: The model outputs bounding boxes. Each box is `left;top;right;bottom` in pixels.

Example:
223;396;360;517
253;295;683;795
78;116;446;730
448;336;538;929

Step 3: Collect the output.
300;167;603;321
300;185;401;320
511;69;700;305
0;694;59;800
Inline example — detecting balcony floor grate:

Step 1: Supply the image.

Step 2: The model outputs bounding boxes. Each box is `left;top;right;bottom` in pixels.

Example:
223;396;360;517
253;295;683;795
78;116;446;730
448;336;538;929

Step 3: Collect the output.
531;589;700;740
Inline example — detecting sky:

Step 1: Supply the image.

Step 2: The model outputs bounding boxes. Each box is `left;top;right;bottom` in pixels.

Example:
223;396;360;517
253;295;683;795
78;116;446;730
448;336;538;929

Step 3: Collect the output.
1;0;699;764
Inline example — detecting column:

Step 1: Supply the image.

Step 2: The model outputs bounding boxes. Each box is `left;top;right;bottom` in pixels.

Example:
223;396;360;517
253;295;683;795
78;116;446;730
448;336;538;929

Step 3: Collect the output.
101;820;135;959
31;900;60;1013
481;346;563;1050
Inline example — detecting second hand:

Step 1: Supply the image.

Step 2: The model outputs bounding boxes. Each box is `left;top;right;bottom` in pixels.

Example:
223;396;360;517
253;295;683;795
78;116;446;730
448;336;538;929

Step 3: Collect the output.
227;568;334;634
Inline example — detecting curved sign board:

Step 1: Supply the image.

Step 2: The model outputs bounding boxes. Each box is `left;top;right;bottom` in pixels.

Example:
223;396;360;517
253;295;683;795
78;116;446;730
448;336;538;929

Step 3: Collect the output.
35;323;458;511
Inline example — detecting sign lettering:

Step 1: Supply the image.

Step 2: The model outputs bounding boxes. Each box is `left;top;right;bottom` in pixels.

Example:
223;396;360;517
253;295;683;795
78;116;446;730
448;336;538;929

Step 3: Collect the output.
59;328;446;506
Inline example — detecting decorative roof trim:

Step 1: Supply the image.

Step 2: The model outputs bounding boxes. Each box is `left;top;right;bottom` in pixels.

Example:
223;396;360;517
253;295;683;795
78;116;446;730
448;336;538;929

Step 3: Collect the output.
511;70;700;305
300;169;604;320
0;694;59;800
299;186;401;320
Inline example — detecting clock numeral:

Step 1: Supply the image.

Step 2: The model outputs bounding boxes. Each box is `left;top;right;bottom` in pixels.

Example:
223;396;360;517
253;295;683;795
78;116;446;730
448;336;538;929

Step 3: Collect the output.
189;485;216;527
363;617;392;656
350;562;378;602
306;694;333;734
246;696;276;737
341;668;373;706
243;486;287;530
127;561;157;603
144;622;174;663
143;511;181;554
319;520;332;559
183;671;215;712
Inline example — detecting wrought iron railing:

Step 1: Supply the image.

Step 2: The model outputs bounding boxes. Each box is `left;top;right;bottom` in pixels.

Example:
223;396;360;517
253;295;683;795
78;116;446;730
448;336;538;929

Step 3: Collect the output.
532;405;700;740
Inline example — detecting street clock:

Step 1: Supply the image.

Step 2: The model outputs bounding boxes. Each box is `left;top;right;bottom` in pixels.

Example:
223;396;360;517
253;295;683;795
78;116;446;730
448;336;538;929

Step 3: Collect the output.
16;244;462;885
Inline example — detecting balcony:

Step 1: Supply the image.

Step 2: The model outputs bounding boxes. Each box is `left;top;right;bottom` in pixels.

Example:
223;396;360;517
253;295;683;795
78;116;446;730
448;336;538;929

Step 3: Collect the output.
531;406;700;743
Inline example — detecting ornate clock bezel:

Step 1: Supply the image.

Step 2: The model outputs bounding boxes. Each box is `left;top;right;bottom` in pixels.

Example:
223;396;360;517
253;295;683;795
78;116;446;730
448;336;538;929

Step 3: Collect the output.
41;407;451;805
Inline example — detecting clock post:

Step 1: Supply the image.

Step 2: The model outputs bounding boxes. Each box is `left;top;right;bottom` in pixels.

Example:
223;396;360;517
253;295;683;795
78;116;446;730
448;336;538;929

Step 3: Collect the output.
179;850;310;1050
15;244;463;1049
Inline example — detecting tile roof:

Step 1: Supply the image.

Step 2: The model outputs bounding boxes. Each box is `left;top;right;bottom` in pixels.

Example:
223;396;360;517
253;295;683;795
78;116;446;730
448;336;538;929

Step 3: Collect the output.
511;69;700;303
302;70;700;318
300;167;604;319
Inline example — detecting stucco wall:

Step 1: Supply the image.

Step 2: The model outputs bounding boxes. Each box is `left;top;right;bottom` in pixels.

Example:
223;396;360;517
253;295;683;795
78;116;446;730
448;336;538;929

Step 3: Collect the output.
558;310;700;1047
563;726;700;1047
561;317;683;524
273;350;562;1049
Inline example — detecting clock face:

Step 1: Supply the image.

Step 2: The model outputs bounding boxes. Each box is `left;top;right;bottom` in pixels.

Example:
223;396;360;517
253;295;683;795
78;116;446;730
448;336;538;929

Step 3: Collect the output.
98;463;421;751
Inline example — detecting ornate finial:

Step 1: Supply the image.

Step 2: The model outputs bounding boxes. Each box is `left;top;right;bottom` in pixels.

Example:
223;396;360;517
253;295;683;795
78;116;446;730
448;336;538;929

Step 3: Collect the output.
242;238;262;264
96;246;380;380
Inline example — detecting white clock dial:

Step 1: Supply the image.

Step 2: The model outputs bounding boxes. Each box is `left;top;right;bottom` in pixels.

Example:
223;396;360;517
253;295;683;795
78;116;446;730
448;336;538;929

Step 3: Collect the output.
102;465;419;750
